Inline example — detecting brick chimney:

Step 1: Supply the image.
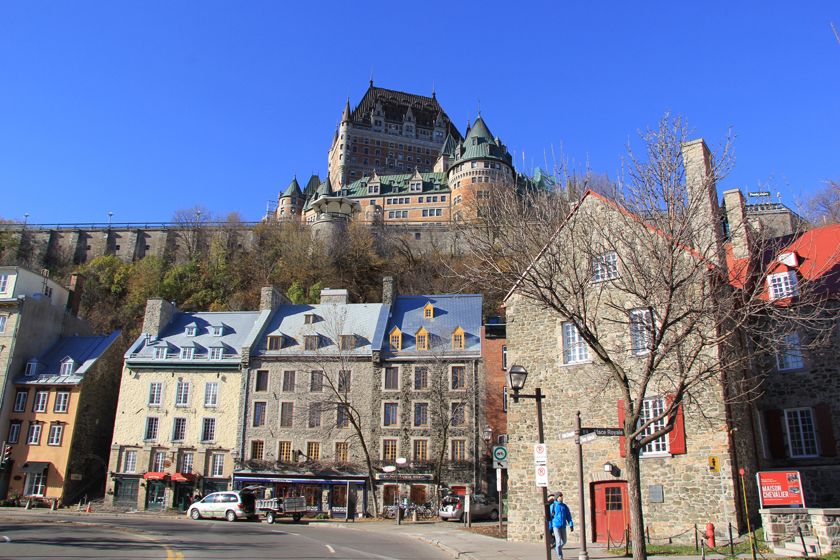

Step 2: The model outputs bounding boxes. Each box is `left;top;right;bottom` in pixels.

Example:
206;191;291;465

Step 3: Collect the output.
722;189;752;260
260;286;289;311
142;298;176;337
319;288;349;305
682;139;725;265
65;273;84;317
382;276;397;305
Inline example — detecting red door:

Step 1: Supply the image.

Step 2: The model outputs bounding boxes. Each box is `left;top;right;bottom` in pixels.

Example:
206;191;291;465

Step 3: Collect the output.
592;481;628;544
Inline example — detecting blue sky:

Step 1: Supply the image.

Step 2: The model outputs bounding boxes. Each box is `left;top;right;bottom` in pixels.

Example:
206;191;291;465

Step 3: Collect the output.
1;1;838;224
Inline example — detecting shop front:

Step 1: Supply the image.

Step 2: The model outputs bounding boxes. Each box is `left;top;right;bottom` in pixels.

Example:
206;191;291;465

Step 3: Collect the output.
374;472;435;511
233;468;368;518
144;471;168;510
171;472;197;512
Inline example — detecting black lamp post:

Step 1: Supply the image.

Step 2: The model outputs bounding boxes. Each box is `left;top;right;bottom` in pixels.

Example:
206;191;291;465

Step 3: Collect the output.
506;365;552;560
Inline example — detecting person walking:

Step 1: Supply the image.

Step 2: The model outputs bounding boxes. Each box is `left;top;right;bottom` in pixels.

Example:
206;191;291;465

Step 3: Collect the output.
546;494;556;547
550;492;574;559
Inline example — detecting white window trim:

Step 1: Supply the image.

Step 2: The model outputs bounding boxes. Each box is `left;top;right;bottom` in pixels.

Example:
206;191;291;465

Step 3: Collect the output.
8;422;21;444
13;390;27;412
148;382;162;407
27;423;43;445
123;449;138;473
776;332;805;371
174;380;191;407
204;382;219;407
210;453;225;477
32;391;48;412
180;347;195;360
171;417;187;442
201;417;217;443
562;322;590;365
629;308;655;356
639;397;671;458
253;401;268;427
768;271;799;300
591;251;620;282
47;424;64;446
144;416;159;441
54;391;70;413
784;407;820;458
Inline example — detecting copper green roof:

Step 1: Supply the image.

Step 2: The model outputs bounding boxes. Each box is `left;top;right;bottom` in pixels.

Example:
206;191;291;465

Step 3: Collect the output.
452;115;513;167
281;177;303;198
344;172;448;198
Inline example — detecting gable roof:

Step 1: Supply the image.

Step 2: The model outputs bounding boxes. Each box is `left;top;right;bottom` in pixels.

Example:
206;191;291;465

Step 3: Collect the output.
18;331;120;385
765;224;840;294
384;294;482;357
350;83;461;139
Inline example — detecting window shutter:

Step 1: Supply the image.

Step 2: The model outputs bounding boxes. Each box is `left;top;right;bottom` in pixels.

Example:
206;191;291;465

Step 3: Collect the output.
764;409;786;459
666;395;687;455
815;404;837;458
617;400;626;458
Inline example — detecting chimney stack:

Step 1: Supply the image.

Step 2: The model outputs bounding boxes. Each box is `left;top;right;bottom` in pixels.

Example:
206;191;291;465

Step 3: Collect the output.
382;276;397;305
260;286;290;311
142;298;177;337
682;139;725;265
722;189;752;260
319;288;349;305
65;273;84;317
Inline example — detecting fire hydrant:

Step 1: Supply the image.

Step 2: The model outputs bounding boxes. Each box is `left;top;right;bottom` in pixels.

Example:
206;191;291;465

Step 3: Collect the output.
706;522;716;549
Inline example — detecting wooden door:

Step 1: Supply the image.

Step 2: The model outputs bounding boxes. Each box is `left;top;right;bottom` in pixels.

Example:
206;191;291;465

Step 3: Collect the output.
592;481;628;544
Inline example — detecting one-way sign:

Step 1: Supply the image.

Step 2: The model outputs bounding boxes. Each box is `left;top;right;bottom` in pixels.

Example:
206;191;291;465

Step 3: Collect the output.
582;427;624;437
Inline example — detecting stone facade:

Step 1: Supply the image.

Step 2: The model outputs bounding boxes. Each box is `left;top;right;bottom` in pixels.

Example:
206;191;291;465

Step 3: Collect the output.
761;508;840;553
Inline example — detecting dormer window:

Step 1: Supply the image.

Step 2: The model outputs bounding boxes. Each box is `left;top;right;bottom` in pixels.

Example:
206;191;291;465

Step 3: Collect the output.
768;271;799;300
423;302;434;319
304;313;317;325
368;185;380;195
410;182;422;192
267;335;284;351
25;359;38;376
211;325;223;336
185;325;197;336
59;358;75;376
389;327;402;352
304;335;319;351
339;335;356;350
153;347;168;360
180;347;195;360
209;347;224;360
415;327;429;351
452;327;465;350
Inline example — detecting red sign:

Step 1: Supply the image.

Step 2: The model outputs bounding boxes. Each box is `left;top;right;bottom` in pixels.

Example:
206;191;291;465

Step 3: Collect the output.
757;471;805;508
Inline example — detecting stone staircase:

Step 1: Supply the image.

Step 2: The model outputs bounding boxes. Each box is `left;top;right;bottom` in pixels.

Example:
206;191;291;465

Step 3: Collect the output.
772;535;819;557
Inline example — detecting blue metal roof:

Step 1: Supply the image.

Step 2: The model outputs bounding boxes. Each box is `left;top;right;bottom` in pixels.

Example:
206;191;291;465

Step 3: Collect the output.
385;294;482;357
18;331;120;385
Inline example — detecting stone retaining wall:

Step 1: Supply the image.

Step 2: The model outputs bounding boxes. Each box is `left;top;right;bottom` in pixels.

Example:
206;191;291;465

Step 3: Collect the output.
760;508;840;553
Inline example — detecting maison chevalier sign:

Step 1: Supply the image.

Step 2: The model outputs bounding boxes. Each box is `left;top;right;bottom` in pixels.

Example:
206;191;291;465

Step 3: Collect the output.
757;471;805;508
374;473;433;482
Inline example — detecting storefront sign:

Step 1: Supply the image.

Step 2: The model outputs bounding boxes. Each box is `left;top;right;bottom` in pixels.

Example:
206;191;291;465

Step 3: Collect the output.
374;473;433;482
757;471;805;508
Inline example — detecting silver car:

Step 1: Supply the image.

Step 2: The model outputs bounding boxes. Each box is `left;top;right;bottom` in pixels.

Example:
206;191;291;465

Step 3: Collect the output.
187;491;257;522
439;493;500;521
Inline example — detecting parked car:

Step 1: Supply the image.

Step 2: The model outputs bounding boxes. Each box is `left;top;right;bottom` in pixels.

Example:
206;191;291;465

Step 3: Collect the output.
187;490;257;522
439;493;499;521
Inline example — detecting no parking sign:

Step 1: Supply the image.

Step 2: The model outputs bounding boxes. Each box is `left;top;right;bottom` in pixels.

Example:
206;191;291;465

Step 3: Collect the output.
535;464;549;487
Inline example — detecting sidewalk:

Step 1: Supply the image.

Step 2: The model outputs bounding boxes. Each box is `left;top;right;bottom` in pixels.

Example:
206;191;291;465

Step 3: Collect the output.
320;520;760;560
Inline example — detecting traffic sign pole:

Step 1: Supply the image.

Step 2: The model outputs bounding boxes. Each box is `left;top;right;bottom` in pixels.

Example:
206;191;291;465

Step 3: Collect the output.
575;411;590;560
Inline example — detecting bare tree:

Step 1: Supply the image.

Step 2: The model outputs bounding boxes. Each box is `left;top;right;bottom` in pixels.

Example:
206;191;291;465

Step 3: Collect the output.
805;179;840;225
171;205;214;261
451;114;832;560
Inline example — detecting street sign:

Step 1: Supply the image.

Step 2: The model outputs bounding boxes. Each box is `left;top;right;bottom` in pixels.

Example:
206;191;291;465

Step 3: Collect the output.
708;456;720;473
560;431;576;439
533;443;548;464
582;427;624;437
579;432;597;444
493;459;508;469
535;464;549;487
493;446;508;462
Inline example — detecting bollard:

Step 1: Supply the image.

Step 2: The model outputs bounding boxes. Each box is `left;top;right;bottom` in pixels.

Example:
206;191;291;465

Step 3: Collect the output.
798;526;809;558
729;522;734;557
701;541;706;560
694;524;699;552
25;499;32;510
51;498;58;511
412;510;418;523
85;502;92;513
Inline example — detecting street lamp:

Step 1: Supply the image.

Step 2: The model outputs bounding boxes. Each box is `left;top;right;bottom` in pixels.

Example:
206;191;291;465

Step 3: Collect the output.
506;365;552;560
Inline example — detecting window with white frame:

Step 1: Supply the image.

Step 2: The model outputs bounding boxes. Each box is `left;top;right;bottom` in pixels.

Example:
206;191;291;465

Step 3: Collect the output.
630;308;655;355
59;359;75;376
502;345;507;369
592;251;619;282
153;347;168;360
201;418;216;442
175;380;190;407
179;347;194;360
152;451;166;471
0;315;6;333
204;382;219;407
148;382;162;407
123;450;137;473
0;274;7;293
211;325;223;336
172;417;187;441
27;423;42;445
208;347;223;360
639;397;669;455
54;392;70;413
210;453;224;477
785;408;819;458
32;391;48;412
776;332;805;371
47;423;64;446
144;416;159;440
25;359;38;376
185;325;196;336
768;271;799;300
13;390;27;412
562;322;589;364
8;421;21;444
24;472;46;496
180;451;194;474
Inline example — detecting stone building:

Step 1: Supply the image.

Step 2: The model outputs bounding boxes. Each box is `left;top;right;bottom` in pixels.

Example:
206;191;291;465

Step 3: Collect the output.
503;140;766;546
5;331;121;504
105;300;269;511
482;318;508;497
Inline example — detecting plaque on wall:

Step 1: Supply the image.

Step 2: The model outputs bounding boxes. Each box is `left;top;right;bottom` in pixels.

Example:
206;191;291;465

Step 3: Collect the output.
648;484;664;503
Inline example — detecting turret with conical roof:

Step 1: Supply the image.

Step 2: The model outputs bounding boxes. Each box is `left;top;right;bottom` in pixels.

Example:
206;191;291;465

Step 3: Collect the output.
275;176;305;220
341;98;351;123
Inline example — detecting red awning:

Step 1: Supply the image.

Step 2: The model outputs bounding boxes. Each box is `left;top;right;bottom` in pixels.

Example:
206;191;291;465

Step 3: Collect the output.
143;471;169;481
171;472;196;483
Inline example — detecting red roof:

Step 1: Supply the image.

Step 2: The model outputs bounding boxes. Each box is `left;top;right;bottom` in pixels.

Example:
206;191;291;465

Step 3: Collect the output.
770;224;840;292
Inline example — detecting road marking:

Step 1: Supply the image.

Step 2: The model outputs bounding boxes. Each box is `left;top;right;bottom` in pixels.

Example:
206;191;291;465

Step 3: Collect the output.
1;536;10;543
325;544;336;554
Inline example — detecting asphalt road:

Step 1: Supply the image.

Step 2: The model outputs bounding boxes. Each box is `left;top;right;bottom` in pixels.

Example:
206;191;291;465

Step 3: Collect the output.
0;512;451;560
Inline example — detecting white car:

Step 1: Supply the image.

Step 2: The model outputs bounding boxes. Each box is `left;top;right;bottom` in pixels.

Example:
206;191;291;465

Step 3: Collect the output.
187;491;257;522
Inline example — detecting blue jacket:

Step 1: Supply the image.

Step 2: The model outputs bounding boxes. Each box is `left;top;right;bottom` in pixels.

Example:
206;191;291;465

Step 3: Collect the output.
550;501;573;529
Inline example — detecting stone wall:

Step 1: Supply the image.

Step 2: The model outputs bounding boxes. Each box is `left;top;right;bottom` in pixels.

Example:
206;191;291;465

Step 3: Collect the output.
760;508;840;552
